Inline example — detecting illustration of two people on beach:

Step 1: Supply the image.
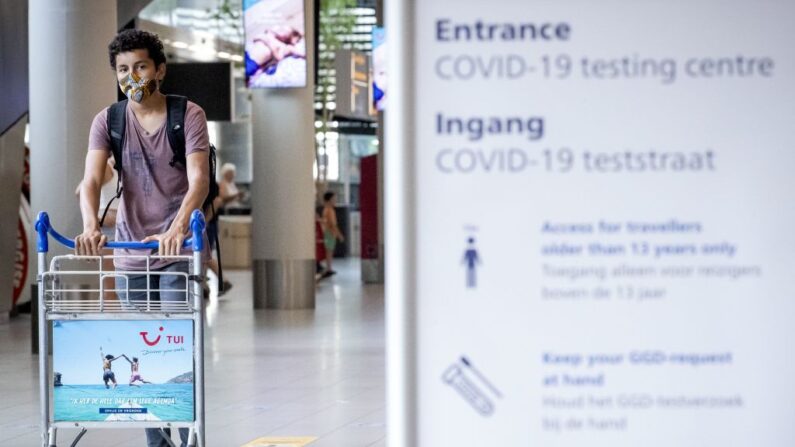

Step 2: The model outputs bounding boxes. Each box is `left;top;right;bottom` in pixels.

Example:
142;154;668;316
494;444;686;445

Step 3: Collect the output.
100;346;151;389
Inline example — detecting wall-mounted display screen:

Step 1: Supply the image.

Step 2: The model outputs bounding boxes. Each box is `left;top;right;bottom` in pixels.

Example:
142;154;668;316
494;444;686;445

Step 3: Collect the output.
335;50;375;121
244;0;307;88
115;62;233;121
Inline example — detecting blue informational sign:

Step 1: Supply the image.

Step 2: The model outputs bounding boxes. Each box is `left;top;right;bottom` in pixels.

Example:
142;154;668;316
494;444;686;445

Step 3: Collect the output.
53;320;194;422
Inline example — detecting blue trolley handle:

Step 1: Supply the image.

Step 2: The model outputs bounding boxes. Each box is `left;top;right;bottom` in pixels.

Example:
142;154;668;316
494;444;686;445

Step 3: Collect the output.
35;210;206;253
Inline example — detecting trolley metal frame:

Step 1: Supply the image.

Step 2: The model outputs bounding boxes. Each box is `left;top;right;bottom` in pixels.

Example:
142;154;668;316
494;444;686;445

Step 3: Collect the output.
35;210;207;447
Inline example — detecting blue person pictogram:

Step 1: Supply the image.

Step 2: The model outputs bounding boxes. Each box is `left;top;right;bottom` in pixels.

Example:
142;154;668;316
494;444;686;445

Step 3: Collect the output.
462;237;481;289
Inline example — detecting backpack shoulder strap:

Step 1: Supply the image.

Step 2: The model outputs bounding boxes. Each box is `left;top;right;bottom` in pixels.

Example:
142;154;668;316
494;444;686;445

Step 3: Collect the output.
101;100;127;228
106;100;128;173
166;94;188;167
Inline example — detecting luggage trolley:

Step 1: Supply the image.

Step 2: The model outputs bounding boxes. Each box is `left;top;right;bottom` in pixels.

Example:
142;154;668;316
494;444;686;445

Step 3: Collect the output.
35;210;207;447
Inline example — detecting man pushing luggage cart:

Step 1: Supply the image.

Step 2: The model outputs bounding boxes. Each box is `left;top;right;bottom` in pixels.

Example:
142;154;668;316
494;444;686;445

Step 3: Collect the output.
70;28;216;447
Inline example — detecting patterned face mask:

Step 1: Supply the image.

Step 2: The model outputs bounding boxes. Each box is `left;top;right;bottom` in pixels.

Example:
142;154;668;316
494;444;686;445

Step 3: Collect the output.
118;72;157;103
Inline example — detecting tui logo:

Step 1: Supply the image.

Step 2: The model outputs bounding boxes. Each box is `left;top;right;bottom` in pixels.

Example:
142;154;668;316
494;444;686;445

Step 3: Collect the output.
139;326;164;346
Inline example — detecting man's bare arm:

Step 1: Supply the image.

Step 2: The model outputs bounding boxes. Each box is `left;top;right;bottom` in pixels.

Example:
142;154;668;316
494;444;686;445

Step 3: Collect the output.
76;150;110;255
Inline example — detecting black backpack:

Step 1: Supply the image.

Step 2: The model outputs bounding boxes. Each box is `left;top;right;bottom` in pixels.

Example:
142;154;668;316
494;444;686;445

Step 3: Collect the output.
101;95;224;286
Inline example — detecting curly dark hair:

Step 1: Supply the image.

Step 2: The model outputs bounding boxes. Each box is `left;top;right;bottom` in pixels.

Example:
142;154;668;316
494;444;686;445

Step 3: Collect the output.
108;29;166;70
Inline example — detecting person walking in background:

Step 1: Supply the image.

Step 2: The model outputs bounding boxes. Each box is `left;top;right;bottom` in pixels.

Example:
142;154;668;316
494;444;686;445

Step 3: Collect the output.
205;163;244;296
321;192;344;278
217;163;244;209
315;206;327;280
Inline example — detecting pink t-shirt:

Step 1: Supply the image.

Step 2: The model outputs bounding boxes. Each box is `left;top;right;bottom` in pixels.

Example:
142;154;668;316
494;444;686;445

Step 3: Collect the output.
88;101;209;269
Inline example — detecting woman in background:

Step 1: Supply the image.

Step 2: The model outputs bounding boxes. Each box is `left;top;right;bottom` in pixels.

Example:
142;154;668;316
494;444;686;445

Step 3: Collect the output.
321;192;344;278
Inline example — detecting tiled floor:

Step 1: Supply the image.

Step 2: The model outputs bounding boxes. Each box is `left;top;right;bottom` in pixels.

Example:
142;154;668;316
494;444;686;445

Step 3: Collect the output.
0;259;386;446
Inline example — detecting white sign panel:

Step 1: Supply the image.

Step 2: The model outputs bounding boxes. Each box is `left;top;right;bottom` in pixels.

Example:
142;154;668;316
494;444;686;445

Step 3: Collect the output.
395;0;795;445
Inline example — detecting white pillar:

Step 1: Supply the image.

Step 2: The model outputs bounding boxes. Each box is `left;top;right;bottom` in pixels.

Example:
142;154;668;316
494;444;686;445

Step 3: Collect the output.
386;0;417;444
29;0;117;244
250;0;316;309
